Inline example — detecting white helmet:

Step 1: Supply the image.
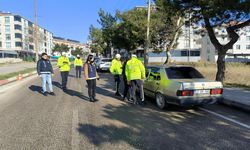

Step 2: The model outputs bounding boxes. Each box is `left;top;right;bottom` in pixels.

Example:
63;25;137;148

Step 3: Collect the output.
62;52;67;56
131;54;137;58
115;54;121;59
77;54;80;57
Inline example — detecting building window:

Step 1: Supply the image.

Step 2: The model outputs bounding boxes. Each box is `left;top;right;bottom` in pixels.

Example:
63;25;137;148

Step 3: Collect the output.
6;34;11;41
236;45;241;50
181;51;188;56
15;33;22;39
246;36;250;41
5;25;10;33
5;17;10;24
28;21;33;27
29;30;33;35
29;45;34;50
14;16;21;22
15;42;23;47
246;45;250;50
0;42;2;47
190;51;200;56
6;42;11;48
14;24;22;31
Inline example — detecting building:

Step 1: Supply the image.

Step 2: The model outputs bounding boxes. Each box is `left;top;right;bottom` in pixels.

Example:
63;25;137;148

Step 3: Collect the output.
53;36;90;57
148;24;202;63
201;25;250;63
0;12;53;58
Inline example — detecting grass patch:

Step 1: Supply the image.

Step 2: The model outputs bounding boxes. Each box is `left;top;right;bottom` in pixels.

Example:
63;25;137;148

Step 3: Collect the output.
149;62;250;90
0;68;36;80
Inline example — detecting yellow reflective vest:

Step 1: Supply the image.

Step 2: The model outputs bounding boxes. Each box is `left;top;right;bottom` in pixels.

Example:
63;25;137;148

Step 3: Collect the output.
57;56;71;72
125;57;145;81
110;59;122;75
74;58;83;67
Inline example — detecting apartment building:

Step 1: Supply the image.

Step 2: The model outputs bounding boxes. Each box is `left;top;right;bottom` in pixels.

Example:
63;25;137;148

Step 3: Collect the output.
53;36;90;57
0;12;53;58
201;25;250;62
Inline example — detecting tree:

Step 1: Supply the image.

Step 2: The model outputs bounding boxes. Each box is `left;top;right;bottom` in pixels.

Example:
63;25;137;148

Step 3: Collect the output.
88;25;107;56
169;0;250;82
153;0;184;64
52;43;70;55
114;9;148;52
71;47;83;57
98;9;117;56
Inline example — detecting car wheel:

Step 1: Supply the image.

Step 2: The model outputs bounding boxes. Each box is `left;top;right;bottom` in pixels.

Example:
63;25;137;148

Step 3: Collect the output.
156;93;166;110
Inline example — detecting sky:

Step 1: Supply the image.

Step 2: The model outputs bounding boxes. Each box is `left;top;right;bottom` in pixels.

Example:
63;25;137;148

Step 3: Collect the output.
0;0;147;43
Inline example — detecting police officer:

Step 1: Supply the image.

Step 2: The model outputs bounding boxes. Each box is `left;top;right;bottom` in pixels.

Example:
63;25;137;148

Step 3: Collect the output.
125;54;146;105
57;52;71;91
110;54;123;96
74;54;83;78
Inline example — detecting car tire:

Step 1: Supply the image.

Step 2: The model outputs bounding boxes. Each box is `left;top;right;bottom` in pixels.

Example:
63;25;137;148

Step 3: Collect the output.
156;93;166;110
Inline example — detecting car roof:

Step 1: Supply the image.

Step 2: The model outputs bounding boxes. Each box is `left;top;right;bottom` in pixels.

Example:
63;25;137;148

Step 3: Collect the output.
146;65;194;69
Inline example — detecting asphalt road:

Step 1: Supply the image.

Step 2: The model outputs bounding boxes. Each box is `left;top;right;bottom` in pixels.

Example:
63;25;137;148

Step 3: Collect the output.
0;70;249;150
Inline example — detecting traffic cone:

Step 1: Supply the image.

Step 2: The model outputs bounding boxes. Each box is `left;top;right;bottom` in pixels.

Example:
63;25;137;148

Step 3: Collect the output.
17;74;23;80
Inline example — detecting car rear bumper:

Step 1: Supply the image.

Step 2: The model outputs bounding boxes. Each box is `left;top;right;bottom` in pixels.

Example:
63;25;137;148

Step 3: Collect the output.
165;95;223;106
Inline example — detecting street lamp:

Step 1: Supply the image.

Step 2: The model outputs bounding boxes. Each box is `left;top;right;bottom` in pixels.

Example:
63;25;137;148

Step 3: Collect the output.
144;0;151;66
34;0;39;62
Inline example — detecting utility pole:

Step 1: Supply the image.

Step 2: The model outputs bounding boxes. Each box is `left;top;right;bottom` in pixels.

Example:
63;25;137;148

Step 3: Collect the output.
34;0;39;62
144;0;151;66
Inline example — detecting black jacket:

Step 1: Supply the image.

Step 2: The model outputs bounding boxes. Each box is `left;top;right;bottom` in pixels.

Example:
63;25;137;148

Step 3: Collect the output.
37;59;54;75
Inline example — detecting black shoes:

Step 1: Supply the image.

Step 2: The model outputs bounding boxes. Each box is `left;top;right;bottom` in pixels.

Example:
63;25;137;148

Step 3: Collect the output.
42;91;47;96
49;92;56;96
89;97;98;102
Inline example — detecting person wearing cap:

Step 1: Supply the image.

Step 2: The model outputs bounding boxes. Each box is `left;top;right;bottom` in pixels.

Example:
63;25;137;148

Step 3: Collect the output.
57;52;71;91
110;54;123;96
74;54;83;78
37;52;55;96
84;54;99;102
125;54;146;105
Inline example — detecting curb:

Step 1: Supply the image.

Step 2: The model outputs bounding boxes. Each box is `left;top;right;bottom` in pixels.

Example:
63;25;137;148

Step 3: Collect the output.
0;71;37;86
219;97;250;112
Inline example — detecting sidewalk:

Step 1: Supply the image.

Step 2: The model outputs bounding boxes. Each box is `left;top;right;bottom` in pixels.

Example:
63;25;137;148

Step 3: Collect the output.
221;88;250;112
0;62;36;75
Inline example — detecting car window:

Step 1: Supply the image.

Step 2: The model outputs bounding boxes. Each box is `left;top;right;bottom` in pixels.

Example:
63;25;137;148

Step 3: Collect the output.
165;67;204;79
102;59;112;62
149;67;161;80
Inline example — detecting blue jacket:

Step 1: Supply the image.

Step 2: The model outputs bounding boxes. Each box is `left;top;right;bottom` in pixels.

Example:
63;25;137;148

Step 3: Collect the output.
37;59;54;75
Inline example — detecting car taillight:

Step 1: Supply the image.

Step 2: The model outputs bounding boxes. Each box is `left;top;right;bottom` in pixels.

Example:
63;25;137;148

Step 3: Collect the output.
177;90;194;96
210;89;223;95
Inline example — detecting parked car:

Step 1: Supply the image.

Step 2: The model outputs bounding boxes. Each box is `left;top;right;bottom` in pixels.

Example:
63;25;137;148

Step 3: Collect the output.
144;66;223;109
95;58;112;71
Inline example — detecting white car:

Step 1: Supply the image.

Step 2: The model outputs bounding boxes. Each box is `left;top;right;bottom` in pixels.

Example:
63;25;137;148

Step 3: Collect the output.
95;58;112;71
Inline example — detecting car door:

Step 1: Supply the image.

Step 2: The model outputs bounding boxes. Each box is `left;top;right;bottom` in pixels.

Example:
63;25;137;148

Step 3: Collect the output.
144;67;161;97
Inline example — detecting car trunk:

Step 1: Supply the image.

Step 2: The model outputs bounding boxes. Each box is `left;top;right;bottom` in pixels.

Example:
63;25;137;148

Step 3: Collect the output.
173;79;223;90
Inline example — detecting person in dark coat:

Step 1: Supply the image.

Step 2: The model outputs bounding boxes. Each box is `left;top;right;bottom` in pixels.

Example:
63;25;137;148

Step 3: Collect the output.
37;52;55;96
84;54;99;102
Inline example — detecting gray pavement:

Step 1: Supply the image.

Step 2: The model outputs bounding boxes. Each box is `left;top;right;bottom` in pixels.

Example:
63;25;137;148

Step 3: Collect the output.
221;88;250;112
0;62;36;75
0;70;249;150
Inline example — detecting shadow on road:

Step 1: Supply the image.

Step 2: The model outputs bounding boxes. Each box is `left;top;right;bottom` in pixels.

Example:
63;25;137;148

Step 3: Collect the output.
77;73;250;150
52;81;89;101
28;85;43;95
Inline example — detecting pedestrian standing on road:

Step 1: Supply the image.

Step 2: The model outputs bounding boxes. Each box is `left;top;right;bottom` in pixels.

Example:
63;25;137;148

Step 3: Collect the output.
125;54;146;105
84;54;99;102
110;54;123;96
37;52;55;96
57;52;71;91
74;54;83;78
122;57;131;101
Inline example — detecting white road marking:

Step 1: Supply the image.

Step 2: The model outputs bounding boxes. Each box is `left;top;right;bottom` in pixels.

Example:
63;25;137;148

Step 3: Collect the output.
200;108;250;130
71;109;80;150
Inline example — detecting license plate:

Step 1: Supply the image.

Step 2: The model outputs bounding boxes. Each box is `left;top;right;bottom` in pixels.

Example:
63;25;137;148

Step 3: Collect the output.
194;90;210;95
